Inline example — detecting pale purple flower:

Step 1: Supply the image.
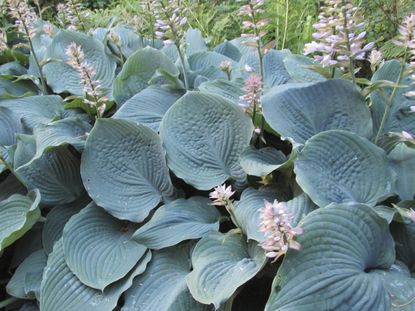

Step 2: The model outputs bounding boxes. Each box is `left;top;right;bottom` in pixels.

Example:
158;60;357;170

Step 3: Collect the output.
259;200;303;262
209;184;235;207
42;22;54;37
153;0;188;48
303;0;373;69
407;208;415;222
239;0;268;49
239;74;262;113
369;49;384;72
401;131;415;141
56;0;87;31
7;0;38;38
65;42;107;117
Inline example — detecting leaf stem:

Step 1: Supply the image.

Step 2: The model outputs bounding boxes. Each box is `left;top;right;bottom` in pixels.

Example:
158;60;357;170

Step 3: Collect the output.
0;297;19;309
374;59;407;144
341;1;356;86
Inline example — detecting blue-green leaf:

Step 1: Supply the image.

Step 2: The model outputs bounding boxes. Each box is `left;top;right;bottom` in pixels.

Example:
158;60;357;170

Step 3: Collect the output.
112;47;179;106
81;118;175;222
262;79;373;144
113;86;182;132
294;130;395;207
283;55;326;82
62;203;147;290
42;196;89;254
40;240;151;311
160;92;253;190
0;107;22;146
186;231;266;309
0;95;64;132
132;197;220;249
123;243;210;311
15;146;83;205
6;249;47;300
265;204;395;311
198;79;244;104
0;190;41;251
240;146;287;177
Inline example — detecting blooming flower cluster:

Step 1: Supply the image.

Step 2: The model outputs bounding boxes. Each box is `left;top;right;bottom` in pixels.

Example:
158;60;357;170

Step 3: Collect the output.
56;0;87;31
65;42;107;117
42;22;55;37
209;184;235;207
368;49;384;72
7;0;38;38
259;200;303;261
154;0;188;47
394;14;415;98
303;0;374;68
239;0;268;49
239;74;262;114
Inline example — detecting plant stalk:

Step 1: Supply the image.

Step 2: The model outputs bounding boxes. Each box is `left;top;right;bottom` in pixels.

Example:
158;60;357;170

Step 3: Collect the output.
0;297;19;309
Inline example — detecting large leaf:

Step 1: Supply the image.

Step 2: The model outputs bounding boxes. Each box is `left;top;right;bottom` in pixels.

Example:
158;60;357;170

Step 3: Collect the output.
40;240;151;311
0;95;64;132
15;146;83;205
387;142;415;200
262;79;373;144
263;50;291;88
33;117;91;157
160;92;253;190
186;231;266;309
265;204;396;311
185;29;207;56
81;118;175;222
42;196;89;254
294;130;395;207
132;197;221;249
213;41;241;62
370;60;415;135
0;190;41;251
112;47;179;106
62;203;147;290
43;30;116;96
0;107;22;146
239;146;287;177
113;86;182;132
123;243;210;311
6;249;47;300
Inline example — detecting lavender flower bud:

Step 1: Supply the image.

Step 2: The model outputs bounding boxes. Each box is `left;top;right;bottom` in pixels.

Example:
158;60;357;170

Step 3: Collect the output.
209;184;235;207
7;0;38;38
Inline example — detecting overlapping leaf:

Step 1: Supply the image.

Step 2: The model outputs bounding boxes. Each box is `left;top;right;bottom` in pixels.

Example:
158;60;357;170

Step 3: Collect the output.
294;130;395;207
160;92;253;190
265;204;396;311
132;197;220;249
81;118;175;222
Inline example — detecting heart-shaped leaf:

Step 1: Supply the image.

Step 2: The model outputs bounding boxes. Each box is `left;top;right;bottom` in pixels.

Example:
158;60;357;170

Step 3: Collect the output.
391;222;415;273
213;41;242;62
6;249;47;300
123;243;211;311
262;80;373;144
198;79;244;104
81;118;175;222
160;92;253;190
294;130;395;207
40;240;151;311
43;30;116;96
265;203;395;311
62;203;146;290
112;47;179;106
113;86;182;132
132;197;221;249
283;55;326;82
0;190;41;251
186;231;266;309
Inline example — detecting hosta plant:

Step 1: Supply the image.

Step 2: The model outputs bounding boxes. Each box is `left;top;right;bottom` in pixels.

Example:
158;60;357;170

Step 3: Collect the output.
0;1;415;311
